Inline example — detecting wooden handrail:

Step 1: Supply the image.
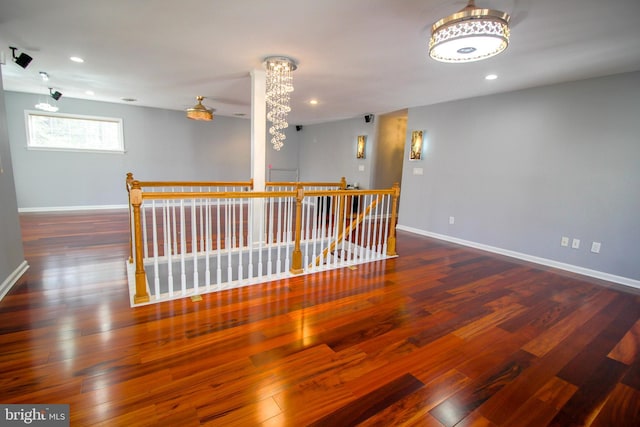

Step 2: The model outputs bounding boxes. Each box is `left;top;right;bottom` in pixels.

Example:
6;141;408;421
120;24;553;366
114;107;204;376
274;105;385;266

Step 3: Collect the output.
305;188;397;197
139;190;297;200
136;188;397;200
265;177;346;189
129;172;346;192
135;180;254;188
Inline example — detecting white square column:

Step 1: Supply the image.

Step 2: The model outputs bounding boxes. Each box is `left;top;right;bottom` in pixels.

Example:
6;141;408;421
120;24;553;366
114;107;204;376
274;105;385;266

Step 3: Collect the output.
250;69;266;243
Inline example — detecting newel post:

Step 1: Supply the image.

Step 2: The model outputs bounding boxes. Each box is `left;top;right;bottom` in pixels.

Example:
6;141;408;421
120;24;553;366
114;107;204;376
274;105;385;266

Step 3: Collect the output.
290;186;305;274
340;176;347;190
131;180;150;303
387;182;400;256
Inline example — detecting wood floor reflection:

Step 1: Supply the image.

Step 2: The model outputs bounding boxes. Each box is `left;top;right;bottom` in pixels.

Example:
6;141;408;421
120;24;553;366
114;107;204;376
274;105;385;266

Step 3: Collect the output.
1;210;639;426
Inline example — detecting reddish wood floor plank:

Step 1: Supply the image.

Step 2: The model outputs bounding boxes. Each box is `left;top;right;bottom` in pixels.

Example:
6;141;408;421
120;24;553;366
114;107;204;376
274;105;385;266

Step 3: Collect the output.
307;373;424;426
590;383;640;427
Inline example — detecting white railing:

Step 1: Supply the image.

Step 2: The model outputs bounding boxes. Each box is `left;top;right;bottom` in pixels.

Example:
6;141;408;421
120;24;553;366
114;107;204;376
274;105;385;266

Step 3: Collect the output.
126;174;400;306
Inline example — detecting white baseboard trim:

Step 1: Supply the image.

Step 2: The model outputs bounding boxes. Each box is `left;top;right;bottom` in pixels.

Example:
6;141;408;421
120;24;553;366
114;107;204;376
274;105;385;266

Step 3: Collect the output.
18;204;129;213
0;260;29;301
397;224;640;291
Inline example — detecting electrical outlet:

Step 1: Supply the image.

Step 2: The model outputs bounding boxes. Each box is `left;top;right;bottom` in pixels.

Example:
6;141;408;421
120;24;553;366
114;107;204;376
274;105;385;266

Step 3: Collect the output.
591;241;601;253
561;236;569;247
413;167;423;175
572;238;580;249
449;216;455;225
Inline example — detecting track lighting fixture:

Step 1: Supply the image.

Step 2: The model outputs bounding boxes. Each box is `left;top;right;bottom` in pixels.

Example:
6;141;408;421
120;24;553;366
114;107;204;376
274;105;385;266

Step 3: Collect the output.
9;46;33;69
49;88;62;101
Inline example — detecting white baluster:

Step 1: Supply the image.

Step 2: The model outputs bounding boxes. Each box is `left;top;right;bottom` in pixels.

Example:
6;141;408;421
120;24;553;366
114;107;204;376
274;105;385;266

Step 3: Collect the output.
152;200;160;298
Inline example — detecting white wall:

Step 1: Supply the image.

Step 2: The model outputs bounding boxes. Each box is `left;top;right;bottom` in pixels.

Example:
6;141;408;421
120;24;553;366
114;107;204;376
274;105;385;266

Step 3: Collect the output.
398;72;640;283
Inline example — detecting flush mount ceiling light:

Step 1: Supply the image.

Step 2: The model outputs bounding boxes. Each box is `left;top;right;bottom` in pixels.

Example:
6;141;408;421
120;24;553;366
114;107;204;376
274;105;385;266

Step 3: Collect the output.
9;46;33;69
264;56;297;151
429;0;510;63
186;96;214;121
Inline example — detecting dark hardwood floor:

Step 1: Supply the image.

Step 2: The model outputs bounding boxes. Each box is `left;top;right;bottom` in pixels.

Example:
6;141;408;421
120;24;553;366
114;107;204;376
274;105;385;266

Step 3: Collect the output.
1;210;639;426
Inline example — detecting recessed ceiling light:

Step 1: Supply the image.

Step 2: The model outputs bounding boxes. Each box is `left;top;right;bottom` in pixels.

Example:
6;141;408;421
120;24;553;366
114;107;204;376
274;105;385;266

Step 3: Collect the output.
85;90;95;95
485;74;498;80
233;113;246;117
70;56;84;63
309;99;318;105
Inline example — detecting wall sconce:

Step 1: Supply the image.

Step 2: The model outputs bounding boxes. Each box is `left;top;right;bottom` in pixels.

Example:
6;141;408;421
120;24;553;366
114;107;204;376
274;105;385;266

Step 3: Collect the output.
49;88;63;101
410;130;424;160
10;46;33;69
357;135;366;159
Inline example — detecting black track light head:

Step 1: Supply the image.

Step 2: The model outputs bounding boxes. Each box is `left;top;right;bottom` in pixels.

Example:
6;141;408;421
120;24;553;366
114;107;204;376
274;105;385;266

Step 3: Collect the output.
10;46;33;69
49;88;62;101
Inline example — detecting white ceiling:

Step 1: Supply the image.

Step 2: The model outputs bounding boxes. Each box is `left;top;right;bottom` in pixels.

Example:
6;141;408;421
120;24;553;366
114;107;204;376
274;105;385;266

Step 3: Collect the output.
1;0;639;125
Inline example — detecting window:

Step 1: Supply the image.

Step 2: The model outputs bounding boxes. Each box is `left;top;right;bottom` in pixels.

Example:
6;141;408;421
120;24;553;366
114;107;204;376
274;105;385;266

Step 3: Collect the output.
26;111;124;153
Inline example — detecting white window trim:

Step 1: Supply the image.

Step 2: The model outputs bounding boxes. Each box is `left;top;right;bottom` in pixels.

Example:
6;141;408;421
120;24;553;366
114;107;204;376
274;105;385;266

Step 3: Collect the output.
25;110;125;154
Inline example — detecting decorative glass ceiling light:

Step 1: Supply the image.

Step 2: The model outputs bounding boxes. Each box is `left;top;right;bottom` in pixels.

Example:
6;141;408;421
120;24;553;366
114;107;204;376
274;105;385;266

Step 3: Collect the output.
186;96;214;121
264;56;297;151
429;0;510;63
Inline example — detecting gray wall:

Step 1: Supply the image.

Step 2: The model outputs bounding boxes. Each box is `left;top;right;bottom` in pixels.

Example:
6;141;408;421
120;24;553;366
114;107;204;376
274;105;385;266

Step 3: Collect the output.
398;72;640;282
297;117;377;188
5;92;253;209
0;71;26;293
